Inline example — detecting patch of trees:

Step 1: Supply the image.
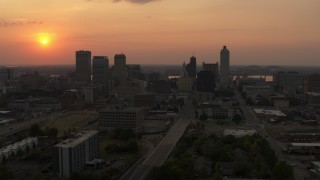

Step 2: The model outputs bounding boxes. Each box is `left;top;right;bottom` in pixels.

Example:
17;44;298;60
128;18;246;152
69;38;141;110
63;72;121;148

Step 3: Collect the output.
155;133;294;179
148;155;195;180
104;140;139;154
29;124;58;138
273;161;294;180
0;167;13;180
199;111;208;121
69;168;121;180
111;128;136;140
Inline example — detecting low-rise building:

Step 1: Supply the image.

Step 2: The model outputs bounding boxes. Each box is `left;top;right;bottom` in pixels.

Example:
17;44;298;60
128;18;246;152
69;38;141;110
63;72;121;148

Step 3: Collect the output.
305;92;320;105
243;85;274;98
178;77;195;92
98;107;144;132
253;108;286;122
53;131;98;177
272;97;290;108
134;94;155;108
224;129;257;138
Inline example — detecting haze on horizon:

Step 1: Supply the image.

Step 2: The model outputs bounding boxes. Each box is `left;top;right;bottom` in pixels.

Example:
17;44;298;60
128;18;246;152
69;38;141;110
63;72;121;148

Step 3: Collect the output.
0;0;319;66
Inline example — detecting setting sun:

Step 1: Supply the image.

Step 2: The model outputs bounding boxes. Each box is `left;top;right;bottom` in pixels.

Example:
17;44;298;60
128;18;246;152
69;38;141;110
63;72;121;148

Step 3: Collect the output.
41;38;48;45
37;32;52;46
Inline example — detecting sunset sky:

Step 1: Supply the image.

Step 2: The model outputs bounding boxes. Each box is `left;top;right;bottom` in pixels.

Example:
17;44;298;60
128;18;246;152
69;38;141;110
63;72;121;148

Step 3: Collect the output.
1;0;319;65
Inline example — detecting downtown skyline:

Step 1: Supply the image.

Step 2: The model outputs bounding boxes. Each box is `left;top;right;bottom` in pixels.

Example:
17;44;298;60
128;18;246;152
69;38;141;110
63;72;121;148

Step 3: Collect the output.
1;0;320;66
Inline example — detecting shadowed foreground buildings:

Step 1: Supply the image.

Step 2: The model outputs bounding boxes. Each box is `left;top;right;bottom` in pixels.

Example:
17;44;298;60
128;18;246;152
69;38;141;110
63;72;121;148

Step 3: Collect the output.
53;130;98;177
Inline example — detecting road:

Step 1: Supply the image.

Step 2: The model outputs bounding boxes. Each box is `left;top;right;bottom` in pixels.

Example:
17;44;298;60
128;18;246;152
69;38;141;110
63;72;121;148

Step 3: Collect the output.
235;91;286;161
235;91;308;179
120;101;194;180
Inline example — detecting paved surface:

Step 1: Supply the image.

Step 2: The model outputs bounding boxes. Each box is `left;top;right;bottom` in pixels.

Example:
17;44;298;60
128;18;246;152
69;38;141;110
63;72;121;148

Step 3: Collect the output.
235;91;304;179
121;101;194;180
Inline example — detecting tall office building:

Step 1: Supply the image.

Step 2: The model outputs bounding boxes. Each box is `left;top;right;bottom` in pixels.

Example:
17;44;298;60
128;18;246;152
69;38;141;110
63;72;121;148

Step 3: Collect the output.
76;50;91;82
53;130;98;177
203;62;219;84
92;56;109;84
112;54;128;80
186;56;197;78
219;46;230;87
197;71;215;92
181;62;188;77
127;64;142;79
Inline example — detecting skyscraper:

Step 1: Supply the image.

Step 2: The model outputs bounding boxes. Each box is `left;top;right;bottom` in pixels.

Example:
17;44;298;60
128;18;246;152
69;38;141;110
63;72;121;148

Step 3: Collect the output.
112;54;128;81
219;46;230;87
181;62;188;77
186;56;197;78
92;56;109;84
197;71;215;92
76;50;91;82
203;62;219;84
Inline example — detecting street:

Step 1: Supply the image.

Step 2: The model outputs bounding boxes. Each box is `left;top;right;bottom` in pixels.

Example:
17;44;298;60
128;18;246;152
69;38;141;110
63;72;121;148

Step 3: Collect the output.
120;100;194;180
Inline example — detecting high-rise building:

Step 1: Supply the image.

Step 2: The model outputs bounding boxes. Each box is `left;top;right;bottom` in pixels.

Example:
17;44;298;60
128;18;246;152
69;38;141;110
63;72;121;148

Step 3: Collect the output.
186;56;197;78
76;50;91;82
181;62;188;77
92;56;109;84
219;46;230;87
203;62;219;84
53;130;98;177
0;67;14;86
112;54;128;81
127;64;142;79
197;71;215;92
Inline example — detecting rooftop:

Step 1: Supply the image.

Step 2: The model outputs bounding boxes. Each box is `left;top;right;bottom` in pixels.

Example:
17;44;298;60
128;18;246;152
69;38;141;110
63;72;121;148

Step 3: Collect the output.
306;92;320;96
224;129;257;137
100;107;143;112
253;108;286;117
290;143;320;147
55;130;98;148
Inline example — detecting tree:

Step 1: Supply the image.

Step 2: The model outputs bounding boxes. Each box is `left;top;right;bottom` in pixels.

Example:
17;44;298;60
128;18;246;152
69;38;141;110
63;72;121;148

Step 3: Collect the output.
46;127;58;138
32;171;45;180
199;111;208;121
273;161;294;180
233;114;243;124
213;162;223;180
0;167;13;180
29;124;44;137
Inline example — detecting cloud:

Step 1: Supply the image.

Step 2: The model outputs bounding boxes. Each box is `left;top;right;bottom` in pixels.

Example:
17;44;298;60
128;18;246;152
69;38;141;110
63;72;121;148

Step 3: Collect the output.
113;0;160;4
0;19;43;27
86;0;160;4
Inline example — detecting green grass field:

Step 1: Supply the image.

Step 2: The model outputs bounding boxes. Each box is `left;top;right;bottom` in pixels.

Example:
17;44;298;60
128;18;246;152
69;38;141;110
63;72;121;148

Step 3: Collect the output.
49;111;96;136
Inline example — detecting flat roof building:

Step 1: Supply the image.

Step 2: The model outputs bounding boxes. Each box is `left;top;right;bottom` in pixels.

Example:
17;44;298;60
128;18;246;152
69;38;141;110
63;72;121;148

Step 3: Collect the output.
99;107;144;132
53;130;98;177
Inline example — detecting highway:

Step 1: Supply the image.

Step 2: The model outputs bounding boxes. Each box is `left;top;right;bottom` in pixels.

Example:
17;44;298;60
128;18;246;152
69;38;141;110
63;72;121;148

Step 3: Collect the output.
120;101;194;180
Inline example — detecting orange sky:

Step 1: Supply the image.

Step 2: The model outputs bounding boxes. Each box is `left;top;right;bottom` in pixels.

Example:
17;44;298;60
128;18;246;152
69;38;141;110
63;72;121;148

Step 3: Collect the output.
0;0;320;65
